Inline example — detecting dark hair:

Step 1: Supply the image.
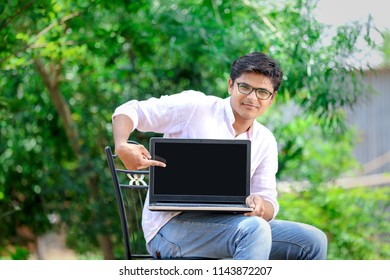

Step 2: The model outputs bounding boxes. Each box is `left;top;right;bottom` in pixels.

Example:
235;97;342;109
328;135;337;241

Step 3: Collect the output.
230;52;283;92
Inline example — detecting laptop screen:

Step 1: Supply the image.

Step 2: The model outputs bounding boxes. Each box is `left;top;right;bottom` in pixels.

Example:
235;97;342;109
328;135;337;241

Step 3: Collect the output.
149;138;251;204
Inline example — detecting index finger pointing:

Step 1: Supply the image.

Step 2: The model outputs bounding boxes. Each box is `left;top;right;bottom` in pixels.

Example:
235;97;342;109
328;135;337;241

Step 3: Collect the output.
145;159;166;168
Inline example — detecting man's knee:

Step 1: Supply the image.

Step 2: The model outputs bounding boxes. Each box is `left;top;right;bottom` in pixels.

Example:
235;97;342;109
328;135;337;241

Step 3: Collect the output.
233;217;271;259
237;216;272;244
242;216;270;232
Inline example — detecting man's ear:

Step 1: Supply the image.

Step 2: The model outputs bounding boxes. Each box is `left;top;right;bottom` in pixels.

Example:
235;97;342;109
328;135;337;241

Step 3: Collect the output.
228;78;234;95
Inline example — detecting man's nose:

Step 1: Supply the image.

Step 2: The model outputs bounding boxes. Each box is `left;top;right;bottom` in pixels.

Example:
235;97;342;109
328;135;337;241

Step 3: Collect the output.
247;90;258;100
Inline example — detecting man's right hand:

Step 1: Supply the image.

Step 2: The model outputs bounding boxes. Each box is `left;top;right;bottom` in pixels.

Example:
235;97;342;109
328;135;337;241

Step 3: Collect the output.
115;142;166;170
113;114;166;170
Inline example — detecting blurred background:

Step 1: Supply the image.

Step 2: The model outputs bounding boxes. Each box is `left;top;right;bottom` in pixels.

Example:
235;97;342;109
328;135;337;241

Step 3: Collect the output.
1;0;389;260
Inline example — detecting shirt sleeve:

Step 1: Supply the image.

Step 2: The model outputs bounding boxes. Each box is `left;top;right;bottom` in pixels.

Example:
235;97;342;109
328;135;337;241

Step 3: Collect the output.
250;130;279;220
112;90;205;134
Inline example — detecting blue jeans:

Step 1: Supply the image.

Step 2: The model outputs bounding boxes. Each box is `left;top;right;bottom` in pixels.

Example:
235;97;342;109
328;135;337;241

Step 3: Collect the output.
148;212;328;260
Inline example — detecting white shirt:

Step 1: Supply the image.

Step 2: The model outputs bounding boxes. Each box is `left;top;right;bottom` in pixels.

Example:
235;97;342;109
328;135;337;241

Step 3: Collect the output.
113;90;279;244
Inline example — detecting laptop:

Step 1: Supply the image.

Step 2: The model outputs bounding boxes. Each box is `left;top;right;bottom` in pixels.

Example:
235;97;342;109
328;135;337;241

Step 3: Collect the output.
148;137;253;212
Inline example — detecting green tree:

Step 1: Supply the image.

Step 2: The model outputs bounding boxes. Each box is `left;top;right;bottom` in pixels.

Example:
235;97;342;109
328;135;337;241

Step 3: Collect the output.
0;0;379;259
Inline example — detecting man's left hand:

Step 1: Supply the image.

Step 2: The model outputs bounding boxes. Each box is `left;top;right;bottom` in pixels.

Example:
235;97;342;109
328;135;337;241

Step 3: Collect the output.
244;195;265;218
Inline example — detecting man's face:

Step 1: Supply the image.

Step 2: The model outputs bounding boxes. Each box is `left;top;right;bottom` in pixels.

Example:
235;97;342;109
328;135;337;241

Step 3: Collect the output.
228;72;276;123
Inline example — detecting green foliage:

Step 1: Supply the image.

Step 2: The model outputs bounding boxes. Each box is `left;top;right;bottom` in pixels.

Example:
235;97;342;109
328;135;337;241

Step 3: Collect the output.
262;104;359;183
278;186;390;259
1;246;30;260
0;0;380;259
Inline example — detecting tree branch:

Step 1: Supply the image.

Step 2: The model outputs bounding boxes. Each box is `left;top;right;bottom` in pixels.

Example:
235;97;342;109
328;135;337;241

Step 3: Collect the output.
0;12;80;66
34;58;81;157
0;0;35;31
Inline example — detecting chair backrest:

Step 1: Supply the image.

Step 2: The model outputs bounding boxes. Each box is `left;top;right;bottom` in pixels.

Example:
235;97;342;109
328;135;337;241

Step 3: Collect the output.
105;144;152;260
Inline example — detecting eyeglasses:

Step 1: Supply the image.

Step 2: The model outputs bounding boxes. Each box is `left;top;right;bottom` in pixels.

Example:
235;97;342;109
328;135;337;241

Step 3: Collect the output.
236;82;273;100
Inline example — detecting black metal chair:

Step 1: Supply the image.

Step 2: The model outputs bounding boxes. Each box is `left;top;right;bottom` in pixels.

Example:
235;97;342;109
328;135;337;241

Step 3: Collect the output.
105;143;153;260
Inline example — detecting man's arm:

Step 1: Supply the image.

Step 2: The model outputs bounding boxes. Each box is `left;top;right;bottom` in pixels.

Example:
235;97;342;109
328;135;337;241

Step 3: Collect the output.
113;114;166;170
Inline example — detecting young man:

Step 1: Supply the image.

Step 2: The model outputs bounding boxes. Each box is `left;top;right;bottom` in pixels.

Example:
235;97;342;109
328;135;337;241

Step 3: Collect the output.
112;52;328;259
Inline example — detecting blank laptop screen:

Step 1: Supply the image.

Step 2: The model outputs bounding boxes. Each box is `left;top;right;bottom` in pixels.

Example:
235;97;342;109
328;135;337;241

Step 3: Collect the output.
149;138;251;203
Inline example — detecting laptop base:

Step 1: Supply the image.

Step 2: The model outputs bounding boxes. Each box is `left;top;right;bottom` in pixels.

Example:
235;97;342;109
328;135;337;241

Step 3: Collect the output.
149;205;253;213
